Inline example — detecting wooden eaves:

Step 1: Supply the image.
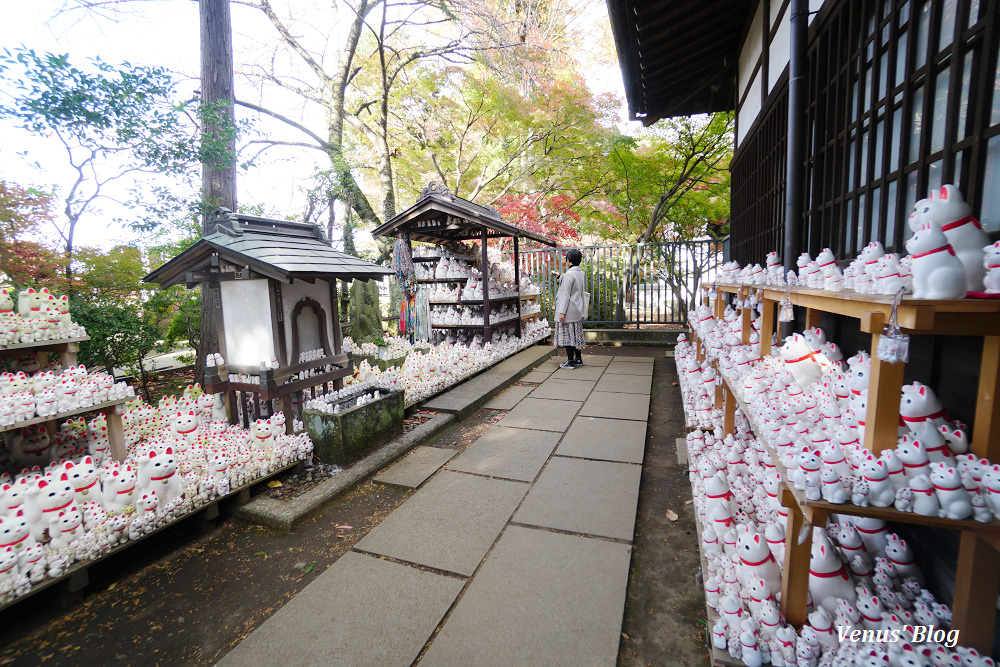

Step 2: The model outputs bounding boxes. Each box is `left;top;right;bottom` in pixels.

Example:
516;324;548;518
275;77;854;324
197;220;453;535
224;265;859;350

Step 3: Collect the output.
605;0;752;125
371;182;557;247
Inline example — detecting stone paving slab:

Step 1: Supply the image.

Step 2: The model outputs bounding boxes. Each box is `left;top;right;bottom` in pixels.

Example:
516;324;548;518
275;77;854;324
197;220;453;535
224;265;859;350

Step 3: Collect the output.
420;525;631;667
549;364;605;381
482;384;535;410
610;356;654;364
676;437;688;465
446;426;561;482
354;470;527;577
513;457;642;540
520;370;552;383
580;354;613;366
605;361;655;376
557;417;647;464
594;372;653;395
579;391;650;421
373;446;458;489
218;551;464;667
529;377;596;402
499;397;582;432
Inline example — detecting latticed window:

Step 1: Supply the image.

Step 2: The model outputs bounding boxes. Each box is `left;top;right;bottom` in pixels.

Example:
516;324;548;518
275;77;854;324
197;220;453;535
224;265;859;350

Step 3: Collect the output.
731;0;999;265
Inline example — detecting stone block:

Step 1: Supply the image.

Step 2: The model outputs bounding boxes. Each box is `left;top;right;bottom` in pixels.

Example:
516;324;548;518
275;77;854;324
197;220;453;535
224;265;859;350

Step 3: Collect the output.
304;389;404;465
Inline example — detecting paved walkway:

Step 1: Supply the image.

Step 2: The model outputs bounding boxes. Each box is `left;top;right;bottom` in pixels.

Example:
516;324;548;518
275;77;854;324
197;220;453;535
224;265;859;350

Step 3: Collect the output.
218;354;654;667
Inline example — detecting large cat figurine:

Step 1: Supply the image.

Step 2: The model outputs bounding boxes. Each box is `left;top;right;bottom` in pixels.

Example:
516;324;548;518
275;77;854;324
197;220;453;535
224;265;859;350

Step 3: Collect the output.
904;223;967;299
909;185;989;292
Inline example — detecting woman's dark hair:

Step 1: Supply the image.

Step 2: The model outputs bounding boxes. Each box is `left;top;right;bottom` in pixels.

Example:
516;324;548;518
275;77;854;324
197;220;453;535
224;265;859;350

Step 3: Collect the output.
566;249;583;266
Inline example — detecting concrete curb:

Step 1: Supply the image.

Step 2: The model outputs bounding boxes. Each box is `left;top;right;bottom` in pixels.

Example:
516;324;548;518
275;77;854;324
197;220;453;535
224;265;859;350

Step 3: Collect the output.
422;346;556;421
234;413;456;531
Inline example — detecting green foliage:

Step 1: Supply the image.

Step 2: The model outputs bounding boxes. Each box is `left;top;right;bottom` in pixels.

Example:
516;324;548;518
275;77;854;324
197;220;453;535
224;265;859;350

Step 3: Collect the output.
69;243;199;398
582;255;620;327
0;181;66;290
162;289;201;352
0;47;247;288
0;48;237;176
71;299;159;377
389;65;617;210
72;245;149;305
585;113;734;243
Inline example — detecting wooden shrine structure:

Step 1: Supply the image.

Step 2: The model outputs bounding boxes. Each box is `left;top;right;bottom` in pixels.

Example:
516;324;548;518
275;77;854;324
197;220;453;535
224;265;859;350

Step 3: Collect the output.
144;208;392;430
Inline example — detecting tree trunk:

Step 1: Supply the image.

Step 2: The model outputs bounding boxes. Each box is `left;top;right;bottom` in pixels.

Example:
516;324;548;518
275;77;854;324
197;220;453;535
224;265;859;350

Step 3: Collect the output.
325;0;382;228
198;0;237;384
377;0;396;221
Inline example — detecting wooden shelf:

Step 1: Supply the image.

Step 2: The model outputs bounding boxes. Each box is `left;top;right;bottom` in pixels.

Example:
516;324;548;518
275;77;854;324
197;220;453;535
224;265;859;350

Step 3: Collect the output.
0;335;90;354
428;295;522;305
722;370;1000;533
0;396;130;434
412;255;476;263
707;283;1000;456
710;282;1000;334
417;277;469;283
432;317;520;329
0;459;302;614
694;281;1000;652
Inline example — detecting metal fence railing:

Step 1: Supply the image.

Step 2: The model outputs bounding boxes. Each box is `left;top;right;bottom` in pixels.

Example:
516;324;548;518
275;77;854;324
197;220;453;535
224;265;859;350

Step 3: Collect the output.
506;239;727;327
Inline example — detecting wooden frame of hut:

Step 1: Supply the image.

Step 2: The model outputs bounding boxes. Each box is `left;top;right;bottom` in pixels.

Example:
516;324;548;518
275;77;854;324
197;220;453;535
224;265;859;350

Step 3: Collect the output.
372;182;556;340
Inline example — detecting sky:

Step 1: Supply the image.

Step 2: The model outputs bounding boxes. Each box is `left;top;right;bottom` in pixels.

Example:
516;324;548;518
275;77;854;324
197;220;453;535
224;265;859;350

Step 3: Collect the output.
0;0;627;252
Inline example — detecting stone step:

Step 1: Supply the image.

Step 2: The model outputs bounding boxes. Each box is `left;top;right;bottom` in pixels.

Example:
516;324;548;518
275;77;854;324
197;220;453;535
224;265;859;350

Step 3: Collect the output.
584;328;687;346
420;345;556;420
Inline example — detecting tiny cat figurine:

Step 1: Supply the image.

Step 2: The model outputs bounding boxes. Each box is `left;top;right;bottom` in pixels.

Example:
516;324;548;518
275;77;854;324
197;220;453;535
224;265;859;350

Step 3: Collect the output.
983;240;1000;293
930;463;972;520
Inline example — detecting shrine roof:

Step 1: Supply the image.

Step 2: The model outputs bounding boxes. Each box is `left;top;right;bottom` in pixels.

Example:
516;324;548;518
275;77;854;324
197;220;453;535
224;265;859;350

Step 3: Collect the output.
144;209;392;288
371;182;557;247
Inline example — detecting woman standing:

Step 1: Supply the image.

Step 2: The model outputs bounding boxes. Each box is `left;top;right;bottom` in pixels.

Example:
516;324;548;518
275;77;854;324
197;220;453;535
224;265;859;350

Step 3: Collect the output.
554;249;586;368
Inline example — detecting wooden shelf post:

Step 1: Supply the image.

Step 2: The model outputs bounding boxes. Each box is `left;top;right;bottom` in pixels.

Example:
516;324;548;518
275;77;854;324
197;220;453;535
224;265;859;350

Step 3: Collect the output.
973;336;1000;460
951;532;1000;655
861;312;906;454
105;406;127;462
804;307;822;330
760;300;775;356
723;383;736;436
780;487;812;628
741;304;752;346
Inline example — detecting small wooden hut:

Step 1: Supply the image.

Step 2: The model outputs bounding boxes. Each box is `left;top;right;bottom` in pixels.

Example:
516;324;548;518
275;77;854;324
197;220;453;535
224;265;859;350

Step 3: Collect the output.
144;208;392;429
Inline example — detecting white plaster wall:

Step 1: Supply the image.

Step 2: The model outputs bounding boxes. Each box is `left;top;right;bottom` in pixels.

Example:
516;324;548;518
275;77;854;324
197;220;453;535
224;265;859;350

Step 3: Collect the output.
220;280;275;368
769;7;791;92
738;71;763;145
737;0;831;146
739;2;765;102
810;0;825;23
770;0;785;26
